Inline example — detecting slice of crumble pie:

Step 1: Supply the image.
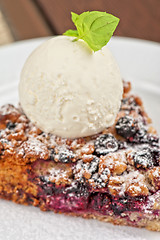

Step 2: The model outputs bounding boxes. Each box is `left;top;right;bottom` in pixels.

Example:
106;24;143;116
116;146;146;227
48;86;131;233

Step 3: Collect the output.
0;82;160;231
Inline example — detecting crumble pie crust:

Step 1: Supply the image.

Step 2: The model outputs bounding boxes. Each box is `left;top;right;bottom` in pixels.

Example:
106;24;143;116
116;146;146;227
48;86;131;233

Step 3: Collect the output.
0;81;160;231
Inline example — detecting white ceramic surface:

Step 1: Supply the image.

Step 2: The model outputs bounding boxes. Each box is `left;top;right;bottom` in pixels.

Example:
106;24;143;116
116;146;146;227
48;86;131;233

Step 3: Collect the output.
0;37;160;240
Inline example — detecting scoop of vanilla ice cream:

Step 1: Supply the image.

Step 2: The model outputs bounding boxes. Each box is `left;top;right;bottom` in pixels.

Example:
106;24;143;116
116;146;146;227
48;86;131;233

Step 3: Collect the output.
19;36;123;138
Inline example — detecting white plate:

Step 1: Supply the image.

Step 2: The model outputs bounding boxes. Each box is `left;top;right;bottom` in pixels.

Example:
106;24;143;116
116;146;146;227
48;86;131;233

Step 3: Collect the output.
0;37;160;240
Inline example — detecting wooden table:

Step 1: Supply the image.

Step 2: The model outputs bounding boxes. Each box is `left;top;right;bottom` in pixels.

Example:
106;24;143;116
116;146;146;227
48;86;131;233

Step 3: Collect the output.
0;0;160;43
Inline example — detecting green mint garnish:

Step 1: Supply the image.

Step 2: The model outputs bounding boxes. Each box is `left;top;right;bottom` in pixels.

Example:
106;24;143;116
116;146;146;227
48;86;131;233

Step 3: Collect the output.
63;11;119;52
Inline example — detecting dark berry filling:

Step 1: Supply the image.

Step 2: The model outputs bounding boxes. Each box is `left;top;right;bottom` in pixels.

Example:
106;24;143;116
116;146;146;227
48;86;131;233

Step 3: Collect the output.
151;147;160;166
6;121;16;130
116;116;137;139
82;157;100;176
64;181;89;197
57;149;75;163
115;116;159;156
115;116;148;144
28;157;160;220
89;193;110;212
121;97;138;110
37;175;147;216
38;180;90;211
110;196;144;215
118;140;127;150
94;134;118;156
49;148;55;161
49;148;75;163
128;128;147;144
133;148;153;169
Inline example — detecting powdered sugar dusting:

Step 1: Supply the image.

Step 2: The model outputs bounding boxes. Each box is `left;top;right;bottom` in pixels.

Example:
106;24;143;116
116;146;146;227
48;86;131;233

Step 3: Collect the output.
17;137;49;160
47;165;72;184
0;104;19;116
109;171;149;197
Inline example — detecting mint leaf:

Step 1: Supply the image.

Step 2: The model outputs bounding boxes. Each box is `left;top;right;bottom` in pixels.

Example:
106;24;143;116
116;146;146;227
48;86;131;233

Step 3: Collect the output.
71;12;79;23
63;11;119;52
64;29;78;37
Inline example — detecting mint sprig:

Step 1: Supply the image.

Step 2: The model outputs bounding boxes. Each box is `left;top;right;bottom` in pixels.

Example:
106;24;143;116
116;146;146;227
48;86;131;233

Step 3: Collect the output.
63;11;119;52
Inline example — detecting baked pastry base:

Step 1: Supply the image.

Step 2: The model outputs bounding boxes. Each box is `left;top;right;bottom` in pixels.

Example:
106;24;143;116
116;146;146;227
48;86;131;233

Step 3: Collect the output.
0;81;160;231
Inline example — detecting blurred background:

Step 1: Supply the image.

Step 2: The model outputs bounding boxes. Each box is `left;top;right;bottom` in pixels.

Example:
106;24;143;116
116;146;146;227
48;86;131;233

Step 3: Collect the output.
0;0;160;46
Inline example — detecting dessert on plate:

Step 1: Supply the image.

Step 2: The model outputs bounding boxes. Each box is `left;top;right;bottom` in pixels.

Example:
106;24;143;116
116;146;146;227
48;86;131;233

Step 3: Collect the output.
0;11;159;231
